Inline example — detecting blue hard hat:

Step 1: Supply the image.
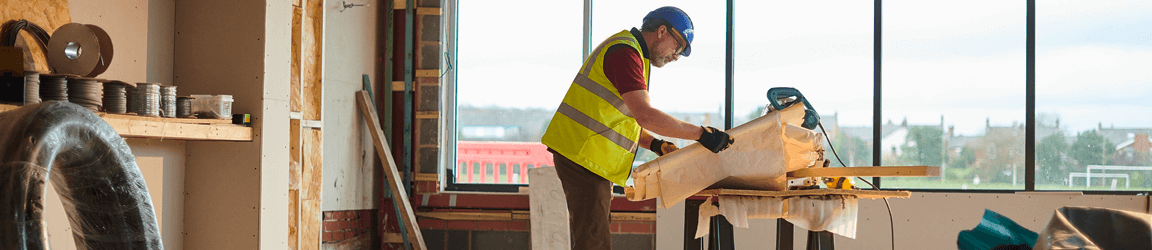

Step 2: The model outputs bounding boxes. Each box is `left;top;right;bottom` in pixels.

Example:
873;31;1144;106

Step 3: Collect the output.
644;6;694;57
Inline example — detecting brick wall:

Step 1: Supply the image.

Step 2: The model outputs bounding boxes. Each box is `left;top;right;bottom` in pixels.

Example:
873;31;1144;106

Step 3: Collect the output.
322;209;378;248
416;209;655;250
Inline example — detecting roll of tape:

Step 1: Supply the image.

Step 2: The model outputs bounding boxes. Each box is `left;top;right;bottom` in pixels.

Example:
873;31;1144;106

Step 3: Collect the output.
46;23;114;77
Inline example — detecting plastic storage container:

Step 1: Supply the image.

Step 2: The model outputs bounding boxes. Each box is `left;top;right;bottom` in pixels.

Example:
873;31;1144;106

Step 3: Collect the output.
190;94;233;119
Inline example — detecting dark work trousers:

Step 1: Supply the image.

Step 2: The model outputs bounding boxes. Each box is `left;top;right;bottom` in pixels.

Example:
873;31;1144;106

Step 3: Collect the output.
553;151;614;250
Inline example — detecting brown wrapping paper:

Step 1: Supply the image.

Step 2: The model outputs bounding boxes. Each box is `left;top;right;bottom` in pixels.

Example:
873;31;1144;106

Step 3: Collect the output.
628;104;824;209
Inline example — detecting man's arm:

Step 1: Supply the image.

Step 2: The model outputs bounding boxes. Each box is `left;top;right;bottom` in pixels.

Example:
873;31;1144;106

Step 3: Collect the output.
622;90;704;140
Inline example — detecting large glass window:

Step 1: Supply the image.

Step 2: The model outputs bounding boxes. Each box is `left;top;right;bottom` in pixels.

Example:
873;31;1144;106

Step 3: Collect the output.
734;1;874;178
882;0;1026;190
452;0;583;185
592;1;727;166
1036;0;1152;191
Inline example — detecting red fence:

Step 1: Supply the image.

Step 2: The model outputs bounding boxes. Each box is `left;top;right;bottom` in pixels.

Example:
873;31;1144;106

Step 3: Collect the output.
456;141;553;184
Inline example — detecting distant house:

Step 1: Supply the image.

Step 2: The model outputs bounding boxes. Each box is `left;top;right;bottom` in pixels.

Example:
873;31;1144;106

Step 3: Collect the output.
1111;133;1151;165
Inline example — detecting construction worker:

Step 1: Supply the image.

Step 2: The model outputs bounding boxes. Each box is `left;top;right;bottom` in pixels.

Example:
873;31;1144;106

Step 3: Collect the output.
541;6;735;249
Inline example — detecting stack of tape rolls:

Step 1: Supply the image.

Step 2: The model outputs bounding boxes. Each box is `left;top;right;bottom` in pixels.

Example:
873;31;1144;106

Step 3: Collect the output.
67;77;103;112
136;83;160;117
39;73;69;102
24;71;41;105
159;86;176;118
47;23;114;77
102;80;129;114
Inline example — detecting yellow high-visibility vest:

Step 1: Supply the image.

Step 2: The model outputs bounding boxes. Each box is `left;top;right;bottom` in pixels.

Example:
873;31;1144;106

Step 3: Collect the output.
542;30;651;186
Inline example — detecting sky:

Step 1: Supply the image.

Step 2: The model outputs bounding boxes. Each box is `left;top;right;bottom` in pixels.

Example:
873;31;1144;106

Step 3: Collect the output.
456;0;1151;136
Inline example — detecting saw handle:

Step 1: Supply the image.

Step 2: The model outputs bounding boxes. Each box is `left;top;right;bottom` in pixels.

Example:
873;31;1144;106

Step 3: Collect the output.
766;87;820;129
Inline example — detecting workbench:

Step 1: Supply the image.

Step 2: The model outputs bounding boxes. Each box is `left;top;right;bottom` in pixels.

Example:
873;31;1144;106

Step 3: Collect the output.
682;188;911;250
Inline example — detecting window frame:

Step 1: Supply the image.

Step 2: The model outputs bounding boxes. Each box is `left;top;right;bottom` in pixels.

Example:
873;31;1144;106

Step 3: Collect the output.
438;0;1152;195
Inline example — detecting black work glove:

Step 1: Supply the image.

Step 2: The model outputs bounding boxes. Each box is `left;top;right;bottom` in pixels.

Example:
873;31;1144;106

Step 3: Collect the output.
697;126;734;153
650;138;680;156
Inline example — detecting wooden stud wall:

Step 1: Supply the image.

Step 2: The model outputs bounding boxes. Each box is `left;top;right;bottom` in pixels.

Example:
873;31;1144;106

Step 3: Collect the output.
0;0;70;72
289;0;323;248
300;128;323;250
301;0;325;120
290;6;303;112
288;120;302;250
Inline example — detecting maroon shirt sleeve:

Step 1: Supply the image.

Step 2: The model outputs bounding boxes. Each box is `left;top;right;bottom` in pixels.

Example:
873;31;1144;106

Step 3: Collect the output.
602;44;647;95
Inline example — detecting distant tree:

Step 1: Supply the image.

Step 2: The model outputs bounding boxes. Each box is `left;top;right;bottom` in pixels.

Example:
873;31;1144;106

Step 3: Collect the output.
899;126;944;166
946;146;977;180
977;127;1025;183
1036;132;1069;185
1069;130;1115;167
829;133;871;167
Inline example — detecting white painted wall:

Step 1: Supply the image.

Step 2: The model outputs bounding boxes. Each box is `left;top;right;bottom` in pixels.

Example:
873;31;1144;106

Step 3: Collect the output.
658;193;1150;250
321;0;381;211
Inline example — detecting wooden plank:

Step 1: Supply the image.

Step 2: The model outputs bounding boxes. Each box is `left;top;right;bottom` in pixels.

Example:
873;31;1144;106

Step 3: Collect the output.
291;6;303;112
2;104;251;141
414;173;438;182
693;188;912;200
416;211;655;221
290;119;303;190
415;111;438;119
381;233;403;243
611;212;657;221
417;212;513;221
415;69;439;78
301;128;323;201
301;0;325;120
104;118;252;141
392;81;404;91
99;112;234;124
300;199;321;250
0;0;70;72
287;190;300;250
302;119;322;129
3;104;234;124
356;90;427;249
416;7;441;15
787;166;940;178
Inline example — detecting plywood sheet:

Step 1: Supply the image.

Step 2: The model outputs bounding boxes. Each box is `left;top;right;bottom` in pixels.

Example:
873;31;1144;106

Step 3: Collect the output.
288;190;300;250
302;128;323;200
290;119;302;190
300;199;321;250
0;0;71;72
290;6;303;112
301;0;324;120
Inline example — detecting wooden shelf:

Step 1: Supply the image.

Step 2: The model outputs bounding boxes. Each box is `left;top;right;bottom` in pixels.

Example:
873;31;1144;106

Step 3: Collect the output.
1;104;253;141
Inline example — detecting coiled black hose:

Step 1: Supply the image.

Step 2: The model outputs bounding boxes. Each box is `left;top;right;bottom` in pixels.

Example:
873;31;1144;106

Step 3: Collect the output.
0;102;163;250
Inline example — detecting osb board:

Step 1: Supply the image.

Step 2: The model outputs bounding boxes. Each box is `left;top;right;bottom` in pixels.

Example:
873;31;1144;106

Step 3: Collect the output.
300;199;321;250
0;0;71;72
301;0;324;120
301;128;323;200
290;6;303;112
288;190;300;250
290;119;302;190
692;188;912;200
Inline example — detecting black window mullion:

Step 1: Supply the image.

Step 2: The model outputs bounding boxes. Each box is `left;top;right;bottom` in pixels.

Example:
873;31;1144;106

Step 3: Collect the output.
1025;0;1037;191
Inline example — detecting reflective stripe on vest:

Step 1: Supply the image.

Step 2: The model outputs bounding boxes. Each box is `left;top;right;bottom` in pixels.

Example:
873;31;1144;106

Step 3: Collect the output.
541;30;651;186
